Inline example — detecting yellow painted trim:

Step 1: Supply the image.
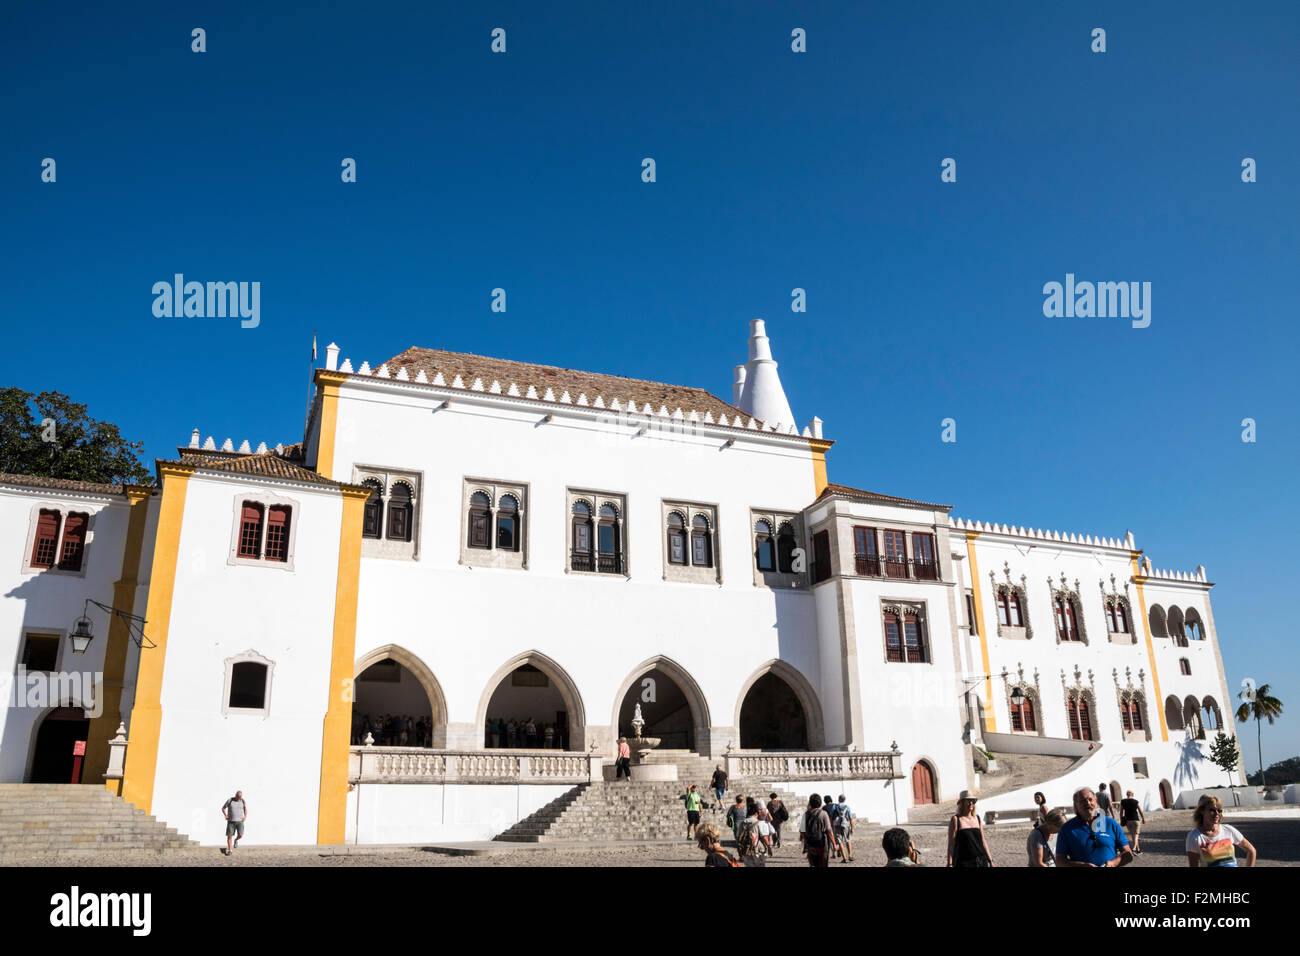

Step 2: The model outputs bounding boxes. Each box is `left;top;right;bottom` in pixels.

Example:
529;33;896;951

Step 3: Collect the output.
85;486;153;785
104;778;122;797
317;487;370;844
314;370;348;481
121;466;193;814
964;532;995;732
1130;553;1168;742
809;438;832;497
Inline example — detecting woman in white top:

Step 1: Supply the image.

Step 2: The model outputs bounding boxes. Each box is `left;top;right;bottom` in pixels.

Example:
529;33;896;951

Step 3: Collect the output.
1186;794;1256;868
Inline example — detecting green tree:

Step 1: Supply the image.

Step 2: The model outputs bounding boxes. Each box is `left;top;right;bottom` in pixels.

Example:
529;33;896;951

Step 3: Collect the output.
0;388;150;485
1235;684;1285;786
1208;732;1241;783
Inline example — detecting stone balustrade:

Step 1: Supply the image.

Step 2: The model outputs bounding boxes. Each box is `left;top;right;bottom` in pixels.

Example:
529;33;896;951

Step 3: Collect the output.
724;750;901;781
349;747;601;785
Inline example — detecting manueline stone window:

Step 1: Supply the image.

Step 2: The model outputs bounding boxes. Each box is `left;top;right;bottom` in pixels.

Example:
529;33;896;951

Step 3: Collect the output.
354;467;423;560
567;489;625;576
990;564;1031;640
461;479;527;570
752;510;804;588
662;501;719;584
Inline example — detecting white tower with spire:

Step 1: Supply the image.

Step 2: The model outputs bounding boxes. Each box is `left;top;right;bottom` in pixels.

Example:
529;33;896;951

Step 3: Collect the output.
736;319;796;434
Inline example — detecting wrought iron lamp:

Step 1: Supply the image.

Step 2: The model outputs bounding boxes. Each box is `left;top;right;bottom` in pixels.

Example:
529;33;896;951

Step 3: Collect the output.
69;598;154;655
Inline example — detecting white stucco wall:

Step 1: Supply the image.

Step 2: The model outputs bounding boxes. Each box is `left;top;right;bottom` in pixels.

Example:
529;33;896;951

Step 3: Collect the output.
345;782;575;844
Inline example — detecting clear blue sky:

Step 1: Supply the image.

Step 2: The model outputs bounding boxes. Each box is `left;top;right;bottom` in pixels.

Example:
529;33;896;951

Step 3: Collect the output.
3;2;1297;767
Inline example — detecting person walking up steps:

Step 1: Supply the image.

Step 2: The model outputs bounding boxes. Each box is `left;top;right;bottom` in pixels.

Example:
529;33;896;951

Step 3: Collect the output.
684;784;703;841
736;797;773;867
767;792;788;848
800;793;837;867
834;794;855;862
221;790;247;856
615;737;632;781
726;796;746;844
710;765;728;805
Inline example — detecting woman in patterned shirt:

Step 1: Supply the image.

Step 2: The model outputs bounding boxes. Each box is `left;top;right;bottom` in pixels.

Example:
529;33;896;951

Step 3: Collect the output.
1186;794;1257;867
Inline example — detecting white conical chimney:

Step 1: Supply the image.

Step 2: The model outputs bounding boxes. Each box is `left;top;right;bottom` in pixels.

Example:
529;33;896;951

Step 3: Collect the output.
738;319;795;432
733;365;747;406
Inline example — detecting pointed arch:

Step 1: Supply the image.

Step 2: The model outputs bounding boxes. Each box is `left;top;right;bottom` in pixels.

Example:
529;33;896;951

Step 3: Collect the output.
476;650;587;751
354;644;449;747
610;655;711;754
734;659;825;751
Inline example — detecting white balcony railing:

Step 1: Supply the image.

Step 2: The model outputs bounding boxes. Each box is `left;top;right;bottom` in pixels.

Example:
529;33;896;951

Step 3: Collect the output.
349;747;601;785
725;751;902;781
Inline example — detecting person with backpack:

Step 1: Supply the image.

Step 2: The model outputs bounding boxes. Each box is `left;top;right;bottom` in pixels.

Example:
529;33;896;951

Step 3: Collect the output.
800;793;837;867
710;765;728;803
767;792;789;848
726;796;746;844
697;823;741;867
833;794;855;862
735;797;774;867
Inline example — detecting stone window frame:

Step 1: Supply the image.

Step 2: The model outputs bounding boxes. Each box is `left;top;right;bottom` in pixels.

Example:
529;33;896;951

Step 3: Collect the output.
1048;575;1088;646
18;629;67;676
566;488;628;578
1116;688;1152;743
1063;686;1099;741
459;477;528;570
990;564;1032;640
1099;577;1136;645
20;501;98;578
660;500;720;585
221;649;275;718
354;466;423;561
226;491;300;571
1001;667;1045;737
880;599;932;664
751;508;805;589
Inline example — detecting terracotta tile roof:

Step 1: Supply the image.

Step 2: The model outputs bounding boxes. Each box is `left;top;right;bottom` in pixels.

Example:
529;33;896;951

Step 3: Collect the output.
380;347;766;428
0;471;126;496
165;452;343;487
816;482;951;512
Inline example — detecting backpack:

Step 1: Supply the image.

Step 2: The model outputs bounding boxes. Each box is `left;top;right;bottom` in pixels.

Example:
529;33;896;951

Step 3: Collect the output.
834;804;850;830
804;810;827;848
726;806;739;829
772;801;789;824
736;819;761;857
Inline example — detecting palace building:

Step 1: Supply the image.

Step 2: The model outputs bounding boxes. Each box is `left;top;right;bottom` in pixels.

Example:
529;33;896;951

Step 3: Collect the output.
0;321;1242;844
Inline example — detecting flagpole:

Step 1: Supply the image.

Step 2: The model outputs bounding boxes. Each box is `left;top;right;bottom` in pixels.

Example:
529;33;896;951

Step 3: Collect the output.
306;330;317;442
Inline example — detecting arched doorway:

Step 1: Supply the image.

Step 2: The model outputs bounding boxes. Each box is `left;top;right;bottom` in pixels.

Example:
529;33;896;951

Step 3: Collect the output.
614;658;709;753
479;652;586;751
734;660;825;750
739;674;807;750
1109;780;1122;806
1159;780;1173;810
353;645;447;748
29;708;89;783
911;760;937;805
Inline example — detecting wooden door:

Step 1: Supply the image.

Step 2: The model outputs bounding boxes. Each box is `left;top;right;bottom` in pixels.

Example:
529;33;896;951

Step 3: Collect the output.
911;761;936;805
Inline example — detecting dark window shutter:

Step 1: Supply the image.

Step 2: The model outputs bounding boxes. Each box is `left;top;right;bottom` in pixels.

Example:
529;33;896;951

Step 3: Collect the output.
812;530;831;583
884;612;902;662
58;512;88;570
32;509;61;568
238;503;263;558
264;506;291;561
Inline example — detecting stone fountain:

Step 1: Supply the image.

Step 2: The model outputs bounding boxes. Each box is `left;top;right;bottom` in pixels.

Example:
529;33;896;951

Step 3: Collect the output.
624;703;676;781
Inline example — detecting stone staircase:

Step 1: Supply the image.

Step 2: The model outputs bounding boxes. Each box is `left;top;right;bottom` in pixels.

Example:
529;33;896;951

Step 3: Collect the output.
498;751;820;843
904;751;1077;824
0;785;198;857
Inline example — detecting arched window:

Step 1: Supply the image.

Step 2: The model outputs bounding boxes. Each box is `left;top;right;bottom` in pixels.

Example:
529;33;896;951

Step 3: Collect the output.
31;509;61;568
1168;607;1187;647
1184;696;1204;739
264;506;291;561
361;479;384;538
691;514;712;567
1119;694;1145;734
597;504;621;573
1105;598;1130;634
387;483;413;541
884;605;928;663
1203;697;1222;732
496;494;519;551
571;501;593;570
666;512;686;565
754;520;775;572
1009;691;1037;732
1054;595;1081;642
58;512;89;571
776;521;796;573
238;502;264;558
1184;608;1204;641
1179;657;1191;675
995;587;1024;627
468;491;492;549
1165;695;1184;731
1066;694;1093;741
1149;605;1168;639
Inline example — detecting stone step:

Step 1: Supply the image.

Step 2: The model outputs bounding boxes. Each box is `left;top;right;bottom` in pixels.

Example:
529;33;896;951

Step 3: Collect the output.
0;785;197;852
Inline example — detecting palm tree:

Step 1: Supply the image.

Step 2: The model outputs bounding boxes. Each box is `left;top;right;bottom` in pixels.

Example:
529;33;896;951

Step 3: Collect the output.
1235;684;1284;785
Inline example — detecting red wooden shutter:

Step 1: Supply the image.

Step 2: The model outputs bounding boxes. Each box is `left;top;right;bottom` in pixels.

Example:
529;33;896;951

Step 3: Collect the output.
1024;698;1036;732
59;512;88;570
1120;701;1132;731
264;506;290;561
32;509;61;568
1067;699;1081;739
884;612;902;662
1131;701;1144;731
1079;700;1092;740
1010;702;1023;732
239;503;263;558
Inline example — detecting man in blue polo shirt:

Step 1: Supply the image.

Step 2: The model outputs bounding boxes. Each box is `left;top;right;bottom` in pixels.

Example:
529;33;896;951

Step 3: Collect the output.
1056;787;1133;868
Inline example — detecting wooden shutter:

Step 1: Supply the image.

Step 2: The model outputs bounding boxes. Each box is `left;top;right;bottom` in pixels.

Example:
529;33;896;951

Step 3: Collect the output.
884;612;902;662
32;509;61;568
812;530;831;583
387;484;411;541
58;512;88;570
1023;698;1036;732
1079;699;1092;740
238;503;263;558
362;482;383;538
264;506;290;561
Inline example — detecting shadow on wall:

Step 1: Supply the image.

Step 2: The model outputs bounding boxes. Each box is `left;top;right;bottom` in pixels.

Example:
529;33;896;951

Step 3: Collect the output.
1173;735;1205;789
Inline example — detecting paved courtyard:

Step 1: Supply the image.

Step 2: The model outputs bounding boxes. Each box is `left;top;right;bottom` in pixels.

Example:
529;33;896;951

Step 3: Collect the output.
4;807;1296;867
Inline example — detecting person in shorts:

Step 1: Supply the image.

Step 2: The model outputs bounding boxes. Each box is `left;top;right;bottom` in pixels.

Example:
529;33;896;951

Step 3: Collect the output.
1119;790;1145;853
222;790;247;855
684;784;703;840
